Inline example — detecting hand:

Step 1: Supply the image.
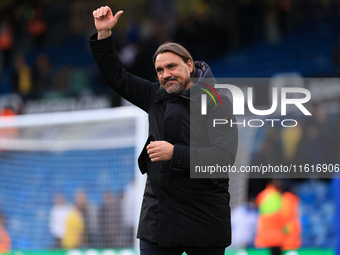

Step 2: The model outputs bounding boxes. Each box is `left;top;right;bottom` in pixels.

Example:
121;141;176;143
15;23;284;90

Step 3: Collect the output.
147;141;174;162
93;6;123;39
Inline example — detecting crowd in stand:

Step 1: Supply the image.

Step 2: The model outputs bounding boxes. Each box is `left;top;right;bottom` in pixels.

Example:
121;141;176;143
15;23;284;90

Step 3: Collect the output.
249;103;340;196
1;0;339;106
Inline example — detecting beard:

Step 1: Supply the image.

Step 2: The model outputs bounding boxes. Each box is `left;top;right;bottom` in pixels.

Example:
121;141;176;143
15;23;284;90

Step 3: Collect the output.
162;76;190;94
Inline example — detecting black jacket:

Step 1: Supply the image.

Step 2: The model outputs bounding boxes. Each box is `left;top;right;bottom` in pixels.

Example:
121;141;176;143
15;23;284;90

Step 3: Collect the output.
89;34;238;247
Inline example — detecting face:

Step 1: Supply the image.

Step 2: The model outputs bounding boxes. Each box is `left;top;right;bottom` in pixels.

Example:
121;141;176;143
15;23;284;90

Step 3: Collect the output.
54;194;65;205
75;190;87;209
155;52;194;94
104;192;114;205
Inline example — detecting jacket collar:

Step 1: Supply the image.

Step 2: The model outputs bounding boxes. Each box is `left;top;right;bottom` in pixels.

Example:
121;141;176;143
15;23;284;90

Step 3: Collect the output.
155;85;170;103
155;61;216;103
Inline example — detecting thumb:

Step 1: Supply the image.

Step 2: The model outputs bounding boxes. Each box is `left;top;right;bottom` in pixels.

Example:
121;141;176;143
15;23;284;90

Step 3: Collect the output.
113;10;124;23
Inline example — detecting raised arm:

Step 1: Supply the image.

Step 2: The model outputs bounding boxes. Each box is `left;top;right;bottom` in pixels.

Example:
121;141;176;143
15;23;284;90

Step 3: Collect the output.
89;6;157;112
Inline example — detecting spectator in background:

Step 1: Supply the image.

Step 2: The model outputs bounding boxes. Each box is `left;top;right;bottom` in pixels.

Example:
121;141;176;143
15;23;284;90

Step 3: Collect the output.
62;194;85;249
54;65;71;95
254;179;302;254
248;140;281;197
332;35;340;76
0;106;16;118
230;196;258;248
255;179;285;255
293;105;330;170
266;128;284;166
326;103;340;165
0;213;11;254
32;53;53;98
277;0;293;34
127;20;161;81
121;179;137;248
264;4;281;43
49;193;72;248
26;5;47;47
12;54;32;99
0;106;19;152
281;122;303;165
0;16;13;71
99;191;121;248
68;66;90;96
74;189;100;248
281;188;301;251
252;140;281;169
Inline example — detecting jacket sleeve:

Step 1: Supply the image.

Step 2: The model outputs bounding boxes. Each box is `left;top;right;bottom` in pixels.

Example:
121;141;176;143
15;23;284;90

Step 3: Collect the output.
89;33;157;112
169;144;190;171
169;95;238;174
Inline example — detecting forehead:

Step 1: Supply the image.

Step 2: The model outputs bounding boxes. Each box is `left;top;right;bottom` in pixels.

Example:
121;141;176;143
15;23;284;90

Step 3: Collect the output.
155;52;184;67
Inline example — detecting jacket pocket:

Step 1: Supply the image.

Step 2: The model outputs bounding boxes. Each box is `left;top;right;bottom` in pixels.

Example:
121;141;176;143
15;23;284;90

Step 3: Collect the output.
211;178;229;189
138;133;155;174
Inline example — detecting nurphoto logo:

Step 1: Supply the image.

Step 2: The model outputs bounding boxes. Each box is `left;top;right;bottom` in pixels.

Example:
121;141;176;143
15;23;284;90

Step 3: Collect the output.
200;84;312;128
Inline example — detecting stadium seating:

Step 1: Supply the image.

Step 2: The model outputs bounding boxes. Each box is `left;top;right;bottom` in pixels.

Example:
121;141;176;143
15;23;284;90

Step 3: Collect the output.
210;19;339;78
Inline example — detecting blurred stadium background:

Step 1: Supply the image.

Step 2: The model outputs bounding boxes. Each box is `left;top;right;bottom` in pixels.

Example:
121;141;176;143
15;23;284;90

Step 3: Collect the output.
0;0;339;255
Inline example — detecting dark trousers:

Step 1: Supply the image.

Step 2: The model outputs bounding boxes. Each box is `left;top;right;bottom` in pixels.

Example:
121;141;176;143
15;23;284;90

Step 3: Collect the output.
270;247;282;255
140;240;226;255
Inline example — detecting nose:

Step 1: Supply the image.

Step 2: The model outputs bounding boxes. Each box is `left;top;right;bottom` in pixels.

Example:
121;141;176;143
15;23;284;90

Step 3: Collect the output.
162;68;171;79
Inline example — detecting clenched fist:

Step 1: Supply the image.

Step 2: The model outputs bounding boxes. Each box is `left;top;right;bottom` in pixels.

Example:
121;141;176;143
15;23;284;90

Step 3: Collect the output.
147;141;174;162
93;6;123;39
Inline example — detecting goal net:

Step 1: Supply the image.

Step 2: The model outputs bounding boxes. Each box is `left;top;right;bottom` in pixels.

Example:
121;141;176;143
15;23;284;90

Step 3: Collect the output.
0;106;148;254
0;104;253;255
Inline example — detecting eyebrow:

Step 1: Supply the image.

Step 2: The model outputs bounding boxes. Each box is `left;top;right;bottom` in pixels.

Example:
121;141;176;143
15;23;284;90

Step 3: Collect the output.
156;62;178;72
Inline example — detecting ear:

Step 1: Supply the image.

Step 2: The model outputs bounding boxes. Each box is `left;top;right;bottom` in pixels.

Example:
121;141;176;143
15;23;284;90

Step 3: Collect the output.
186;59;194;74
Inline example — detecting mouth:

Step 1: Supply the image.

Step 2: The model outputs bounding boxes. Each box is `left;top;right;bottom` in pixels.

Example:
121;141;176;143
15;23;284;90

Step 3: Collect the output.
165;79;177;87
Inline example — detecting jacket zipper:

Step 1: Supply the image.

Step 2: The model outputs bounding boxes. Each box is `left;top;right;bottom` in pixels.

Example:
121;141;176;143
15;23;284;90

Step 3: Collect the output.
179;95;196;102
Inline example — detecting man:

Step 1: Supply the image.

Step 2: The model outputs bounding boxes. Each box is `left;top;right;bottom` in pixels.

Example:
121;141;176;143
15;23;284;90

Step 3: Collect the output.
255;179;285;255
72;189;100;248
99;191;122;248
230;197;258;249
281;190;301;251
62;191;85;249
49;193;71;248
121;179;137;247
89;6;238;255
0;213;11;254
